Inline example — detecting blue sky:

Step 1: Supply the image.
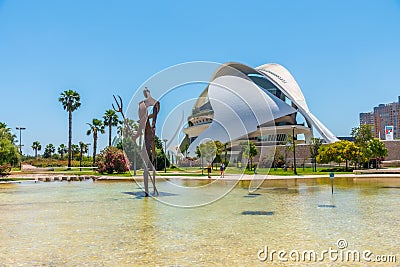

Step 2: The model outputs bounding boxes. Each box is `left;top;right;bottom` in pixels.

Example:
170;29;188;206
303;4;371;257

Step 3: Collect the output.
1;0;400;155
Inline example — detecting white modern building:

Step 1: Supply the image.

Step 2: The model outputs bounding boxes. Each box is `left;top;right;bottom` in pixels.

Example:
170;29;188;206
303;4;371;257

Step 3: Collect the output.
182;62;338;154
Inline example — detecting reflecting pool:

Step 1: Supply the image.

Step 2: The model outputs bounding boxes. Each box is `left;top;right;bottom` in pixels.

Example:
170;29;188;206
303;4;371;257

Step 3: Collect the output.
0;178;399;266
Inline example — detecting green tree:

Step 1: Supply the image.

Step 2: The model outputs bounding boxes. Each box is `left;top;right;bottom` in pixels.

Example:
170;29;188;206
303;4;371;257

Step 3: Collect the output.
86;118;105;166
103;109;120;147
366;138;388;169
78;141;88;160
59;90;81;168
154;136;170;171
57;144;67;159
240;141;258;170
32;141;42;158
316;140;361;170
316;143;338;165
197;140;216;165
212;140;223;169
309;138;322;172
351;124;373;167
43;144;55;158
223;142;229;165
0;122;16;144
71;144;80;160
338;140;361;170
117;119;141;171
0;122;19;173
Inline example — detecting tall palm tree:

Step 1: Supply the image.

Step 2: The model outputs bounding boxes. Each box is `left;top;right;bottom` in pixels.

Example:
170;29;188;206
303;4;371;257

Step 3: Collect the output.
31;141;42;158
57;144;67;159
58;90;81;169
86;118;105;166
103;109;120;147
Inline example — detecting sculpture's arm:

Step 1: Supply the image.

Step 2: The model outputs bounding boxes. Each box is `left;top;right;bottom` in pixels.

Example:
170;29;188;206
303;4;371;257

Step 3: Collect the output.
151;101;160;129
133;101;147;140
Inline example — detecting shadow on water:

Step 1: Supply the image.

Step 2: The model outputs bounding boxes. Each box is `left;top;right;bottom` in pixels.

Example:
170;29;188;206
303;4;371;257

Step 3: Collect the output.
243;193;261;198
318;204;336;208
241;211;274;215
123;191;179;199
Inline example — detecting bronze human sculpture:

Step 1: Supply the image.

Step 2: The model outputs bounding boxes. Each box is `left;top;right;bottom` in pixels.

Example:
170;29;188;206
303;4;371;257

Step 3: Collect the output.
113;87;159;196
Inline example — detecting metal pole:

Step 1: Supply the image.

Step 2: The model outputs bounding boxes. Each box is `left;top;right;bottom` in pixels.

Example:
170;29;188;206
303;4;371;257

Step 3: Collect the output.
16;127;26;170
163;139;168;173
201;157;204;175
133;143;137;176
292;126;297;175
80;145;83;172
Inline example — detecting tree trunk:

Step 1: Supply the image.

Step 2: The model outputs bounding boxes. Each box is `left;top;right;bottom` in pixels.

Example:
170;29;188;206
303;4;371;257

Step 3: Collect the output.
68;110;72;169
108;123;112;147
93;132;97;166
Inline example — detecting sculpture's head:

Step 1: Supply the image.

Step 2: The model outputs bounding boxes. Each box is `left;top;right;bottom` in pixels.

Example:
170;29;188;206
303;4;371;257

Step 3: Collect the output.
143;87;151;98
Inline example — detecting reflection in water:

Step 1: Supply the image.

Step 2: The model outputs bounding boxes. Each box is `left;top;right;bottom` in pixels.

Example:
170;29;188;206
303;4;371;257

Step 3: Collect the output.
0;178;399;266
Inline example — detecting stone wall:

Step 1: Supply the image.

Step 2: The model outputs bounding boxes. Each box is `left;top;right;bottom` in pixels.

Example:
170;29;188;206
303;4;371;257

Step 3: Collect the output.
382;140;400;161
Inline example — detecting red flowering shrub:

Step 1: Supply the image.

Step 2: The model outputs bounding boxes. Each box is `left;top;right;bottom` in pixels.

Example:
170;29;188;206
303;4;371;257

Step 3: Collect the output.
96;147;130;174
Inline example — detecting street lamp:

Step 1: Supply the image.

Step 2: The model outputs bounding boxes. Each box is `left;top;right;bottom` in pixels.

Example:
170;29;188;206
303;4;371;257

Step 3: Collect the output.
292;126;297;175
163;139;168;173
16;127;26;170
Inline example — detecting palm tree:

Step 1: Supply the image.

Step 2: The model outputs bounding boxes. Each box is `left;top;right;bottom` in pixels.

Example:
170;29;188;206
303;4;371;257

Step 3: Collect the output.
31;141;42;158
86;118;105;166
58;144;67;159
103;109;120;147
71;144;80;160
79;142;88;160
44;144;56;158
0;122;17;144
58;90;81;169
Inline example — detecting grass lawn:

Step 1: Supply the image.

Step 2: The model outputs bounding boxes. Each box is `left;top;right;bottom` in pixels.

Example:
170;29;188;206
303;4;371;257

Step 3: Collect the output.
9;165;353;178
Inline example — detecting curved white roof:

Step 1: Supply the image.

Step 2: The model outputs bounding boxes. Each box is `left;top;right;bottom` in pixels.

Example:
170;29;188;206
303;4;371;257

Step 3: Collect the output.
256;63;338;143
187;62;338;152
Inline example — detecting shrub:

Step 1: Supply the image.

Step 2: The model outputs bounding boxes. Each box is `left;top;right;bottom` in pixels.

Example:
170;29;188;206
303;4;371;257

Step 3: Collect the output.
96;147;129;174
0;164;11;175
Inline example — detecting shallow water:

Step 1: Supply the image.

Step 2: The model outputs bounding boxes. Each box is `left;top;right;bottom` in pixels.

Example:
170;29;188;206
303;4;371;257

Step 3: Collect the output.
0;178;399;266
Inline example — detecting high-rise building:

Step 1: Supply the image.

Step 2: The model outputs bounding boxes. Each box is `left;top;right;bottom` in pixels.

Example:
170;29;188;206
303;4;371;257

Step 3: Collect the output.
360;96;400;140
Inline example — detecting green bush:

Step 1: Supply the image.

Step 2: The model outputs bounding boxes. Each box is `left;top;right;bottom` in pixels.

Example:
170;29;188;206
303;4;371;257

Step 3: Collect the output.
96;147;129;174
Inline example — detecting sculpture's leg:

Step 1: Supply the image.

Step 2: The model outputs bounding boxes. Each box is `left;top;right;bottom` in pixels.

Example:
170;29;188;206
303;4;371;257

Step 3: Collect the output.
152;164;158;195
143;162;149;197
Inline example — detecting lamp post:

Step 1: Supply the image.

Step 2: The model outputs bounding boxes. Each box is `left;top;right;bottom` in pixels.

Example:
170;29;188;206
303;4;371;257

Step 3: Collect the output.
16;127;26;170
292;126;297;175
79;143;84;172
163;139;168;173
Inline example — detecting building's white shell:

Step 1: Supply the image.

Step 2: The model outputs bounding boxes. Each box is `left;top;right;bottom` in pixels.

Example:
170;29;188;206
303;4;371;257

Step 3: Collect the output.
184;62;338;153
